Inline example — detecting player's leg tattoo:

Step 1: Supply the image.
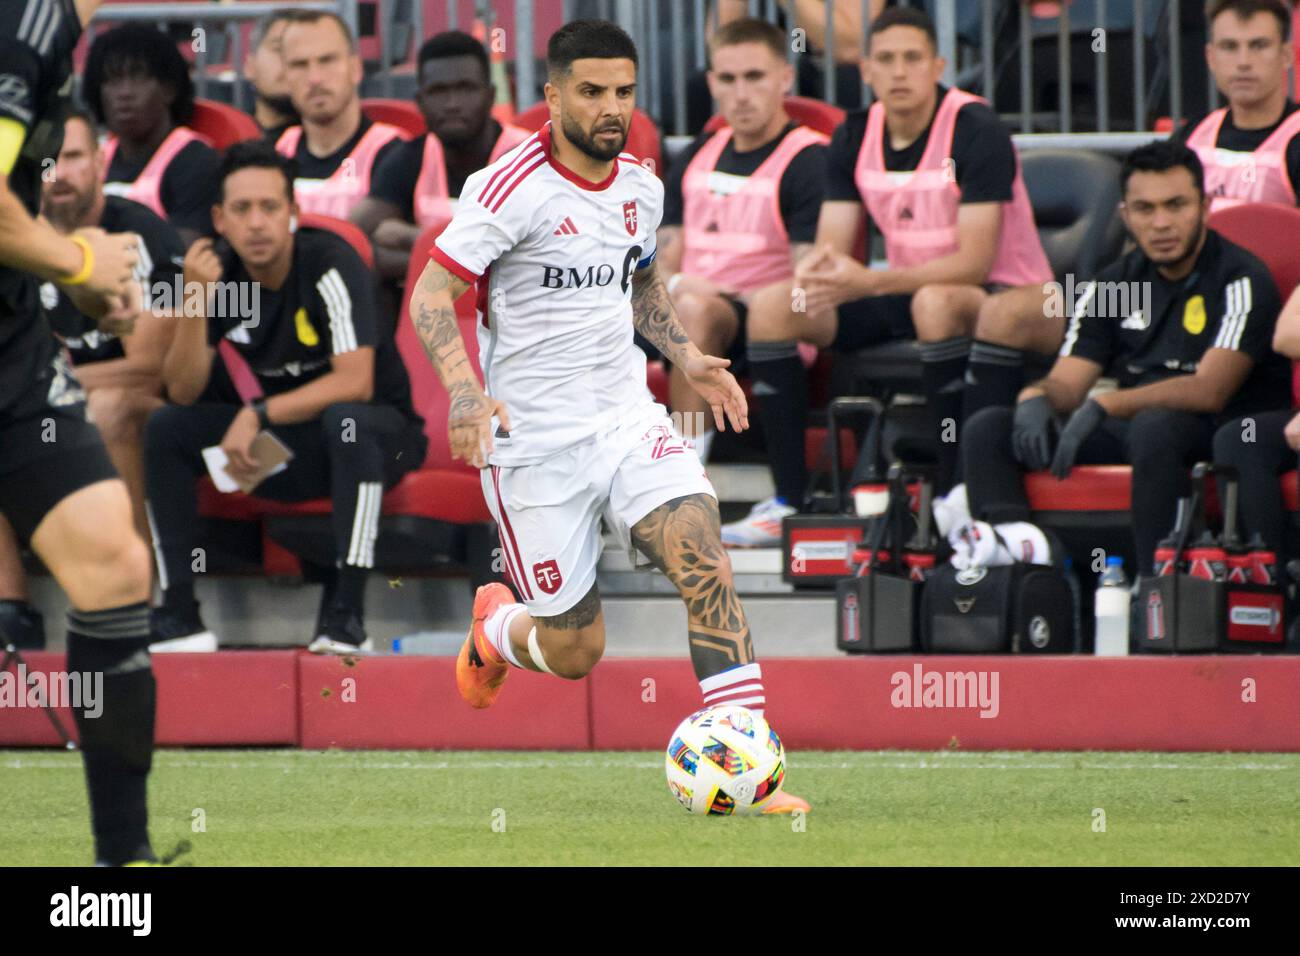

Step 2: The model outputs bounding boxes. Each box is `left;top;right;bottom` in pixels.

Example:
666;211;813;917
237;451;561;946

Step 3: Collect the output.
630;494;753;678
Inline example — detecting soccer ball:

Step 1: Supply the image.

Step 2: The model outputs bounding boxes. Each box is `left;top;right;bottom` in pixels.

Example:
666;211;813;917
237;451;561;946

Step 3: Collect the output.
664;705;785;815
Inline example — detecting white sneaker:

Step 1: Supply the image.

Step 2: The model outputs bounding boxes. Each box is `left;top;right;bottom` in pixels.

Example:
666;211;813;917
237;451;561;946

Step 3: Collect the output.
307;636;376;655
150;631;218;653
721;496;796;548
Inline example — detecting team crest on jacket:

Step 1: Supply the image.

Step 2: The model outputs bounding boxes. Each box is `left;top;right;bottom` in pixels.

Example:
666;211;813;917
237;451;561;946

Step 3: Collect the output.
534;559;563;595
623;200;637;235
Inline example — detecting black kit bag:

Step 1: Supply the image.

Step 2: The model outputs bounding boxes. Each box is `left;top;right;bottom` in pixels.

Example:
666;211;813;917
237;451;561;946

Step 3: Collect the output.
921;562;1073;654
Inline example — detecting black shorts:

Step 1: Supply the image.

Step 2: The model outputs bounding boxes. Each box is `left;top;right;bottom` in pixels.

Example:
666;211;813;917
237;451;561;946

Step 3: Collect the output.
829;283;1012;352
831;294;915;351
0;405;117;546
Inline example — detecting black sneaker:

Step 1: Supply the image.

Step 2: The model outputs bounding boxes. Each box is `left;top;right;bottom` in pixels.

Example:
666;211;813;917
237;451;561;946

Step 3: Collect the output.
0;599;45;650
149;602;218;653
307;605;372;655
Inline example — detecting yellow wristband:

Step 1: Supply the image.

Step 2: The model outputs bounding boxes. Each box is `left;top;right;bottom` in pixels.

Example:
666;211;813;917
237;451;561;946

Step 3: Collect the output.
61;235;95;286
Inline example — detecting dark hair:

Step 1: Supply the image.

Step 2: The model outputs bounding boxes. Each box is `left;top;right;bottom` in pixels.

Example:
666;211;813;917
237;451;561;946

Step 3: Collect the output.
709;17;788;61
1206;0;1291;42
83;24;195;127
216;139;298;202
867;6;938;52
418;30;490;83
1120;140;1206;196
63;106;99;138
546;19;638;79
280;9;356;52
249;10;298;52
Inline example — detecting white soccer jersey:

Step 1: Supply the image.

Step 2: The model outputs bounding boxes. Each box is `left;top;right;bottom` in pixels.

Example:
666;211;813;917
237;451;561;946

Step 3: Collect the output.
431;123;663;465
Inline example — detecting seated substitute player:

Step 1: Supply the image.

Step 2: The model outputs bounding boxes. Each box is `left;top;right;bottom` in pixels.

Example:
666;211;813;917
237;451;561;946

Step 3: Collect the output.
727;6;1056;545
243;10;301;141
1175;0;1300;210
273;10;408;220
83;23;221;245
961;141;1290;583
146;141;427;654
409;20;809;814
1212;285;1300;555
0;0;160;866
656;17;827;464
350;30;531;280
0;110;183;644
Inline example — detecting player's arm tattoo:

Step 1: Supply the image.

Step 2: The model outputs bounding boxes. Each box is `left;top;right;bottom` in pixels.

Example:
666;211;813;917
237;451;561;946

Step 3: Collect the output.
536;583;602;632
410;262;487;422
630;261;694;366
630;493;753;678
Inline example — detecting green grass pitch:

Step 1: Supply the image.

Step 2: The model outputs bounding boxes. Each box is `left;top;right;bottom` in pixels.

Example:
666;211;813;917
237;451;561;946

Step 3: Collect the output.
3;749;1298;866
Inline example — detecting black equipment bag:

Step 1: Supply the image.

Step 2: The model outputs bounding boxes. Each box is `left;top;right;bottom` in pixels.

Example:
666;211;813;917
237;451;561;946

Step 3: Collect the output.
921;562;1073;654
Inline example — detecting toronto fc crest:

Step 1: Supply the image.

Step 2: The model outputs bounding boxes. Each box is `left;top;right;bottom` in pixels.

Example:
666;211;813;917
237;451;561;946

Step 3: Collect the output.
623;200;637;235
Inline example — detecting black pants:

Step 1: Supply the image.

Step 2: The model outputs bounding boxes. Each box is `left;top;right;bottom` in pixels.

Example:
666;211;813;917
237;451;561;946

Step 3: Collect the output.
1213;408;1297;553
963;406;1217;576
145;401;423;598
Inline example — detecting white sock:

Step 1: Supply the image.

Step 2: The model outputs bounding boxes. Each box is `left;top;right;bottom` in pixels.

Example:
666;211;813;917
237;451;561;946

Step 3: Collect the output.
948;520;1014;570
689;428;715;463
699;662;765;716
484;603;525;668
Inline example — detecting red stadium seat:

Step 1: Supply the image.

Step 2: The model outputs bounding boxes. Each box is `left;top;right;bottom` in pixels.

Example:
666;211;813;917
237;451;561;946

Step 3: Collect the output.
1208;202;1300;300
703;95;846;137
513;102;664;177
190;99;261;150
361;98;427;139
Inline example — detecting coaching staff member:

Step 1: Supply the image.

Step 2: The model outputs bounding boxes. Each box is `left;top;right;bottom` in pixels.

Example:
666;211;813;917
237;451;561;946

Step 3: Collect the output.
962;140;1291;581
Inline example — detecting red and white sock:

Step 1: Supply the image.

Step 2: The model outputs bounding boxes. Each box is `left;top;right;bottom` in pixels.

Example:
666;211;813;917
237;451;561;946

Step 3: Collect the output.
483;603;526;668
699;663;765;717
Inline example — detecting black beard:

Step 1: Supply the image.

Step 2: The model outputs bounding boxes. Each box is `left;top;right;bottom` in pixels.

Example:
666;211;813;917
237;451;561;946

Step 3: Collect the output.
45;192;96;233
258;93;299;122
1153;221;1205;269
561;113;626;161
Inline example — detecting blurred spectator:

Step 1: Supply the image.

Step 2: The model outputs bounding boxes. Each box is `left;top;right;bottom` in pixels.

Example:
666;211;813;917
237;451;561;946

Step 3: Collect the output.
965;141;1289;582
84;23;222;244
244;11;301;140
350;31;531;281
1174;0;1300;210
273;10;407;220
656;18;827;470
1213;284;1300;555
146;142;426;653
728;8;1054;543
41;112;183;543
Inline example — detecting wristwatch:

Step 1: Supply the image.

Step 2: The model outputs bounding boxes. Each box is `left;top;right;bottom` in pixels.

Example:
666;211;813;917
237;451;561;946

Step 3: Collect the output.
252;400;271;431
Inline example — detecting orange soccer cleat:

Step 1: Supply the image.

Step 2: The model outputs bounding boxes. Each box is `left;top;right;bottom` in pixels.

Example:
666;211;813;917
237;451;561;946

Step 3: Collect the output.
455;583;515;709
759;789;812;815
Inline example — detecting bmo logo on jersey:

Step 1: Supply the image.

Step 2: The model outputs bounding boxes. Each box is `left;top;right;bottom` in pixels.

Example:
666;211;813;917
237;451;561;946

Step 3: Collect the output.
541;245;644;293
533;559;564;595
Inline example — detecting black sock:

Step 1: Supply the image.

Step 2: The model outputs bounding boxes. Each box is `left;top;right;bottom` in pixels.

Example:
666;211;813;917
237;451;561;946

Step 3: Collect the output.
920;336;970;493
65;602;155;866
964;340;1026;415
747;341;808;508
332;564;368;614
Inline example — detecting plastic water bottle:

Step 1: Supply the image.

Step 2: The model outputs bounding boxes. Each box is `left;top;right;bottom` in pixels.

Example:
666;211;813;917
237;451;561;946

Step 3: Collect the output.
1094;557;1130;656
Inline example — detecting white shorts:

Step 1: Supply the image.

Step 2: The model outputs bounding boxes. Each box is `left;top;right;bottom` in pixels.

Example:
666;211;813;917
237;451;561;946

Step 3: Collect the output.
481;405;716;616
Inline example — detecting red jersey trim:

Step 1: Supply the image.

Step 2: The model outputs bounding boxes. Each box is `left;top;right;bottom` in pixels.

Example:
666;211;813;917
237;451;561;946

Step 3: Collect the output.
429;243;479;284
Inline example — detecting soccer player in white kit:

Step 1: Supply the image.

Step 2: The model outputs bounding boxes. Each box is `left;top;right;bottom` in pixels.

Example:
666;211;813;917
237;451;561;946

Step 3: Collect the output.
409;20;809;814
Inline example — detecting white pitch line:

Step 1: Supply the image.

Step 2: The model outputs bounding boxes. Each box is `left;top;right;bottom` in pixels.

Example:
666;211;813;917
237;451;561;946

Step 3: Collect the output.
2;757;1295;772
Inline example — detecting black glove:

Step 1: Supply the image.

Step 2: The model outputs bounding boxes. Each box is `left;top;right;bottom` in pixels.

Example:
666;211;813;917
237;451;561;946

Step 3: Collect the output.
1050;398;1107;480
1011;394;1055;471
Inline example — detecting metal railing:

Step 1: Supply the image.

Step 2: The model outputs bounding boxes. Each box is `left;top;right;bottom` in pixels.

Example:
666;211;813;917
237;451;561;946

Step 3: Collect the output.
89;1;1214;137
